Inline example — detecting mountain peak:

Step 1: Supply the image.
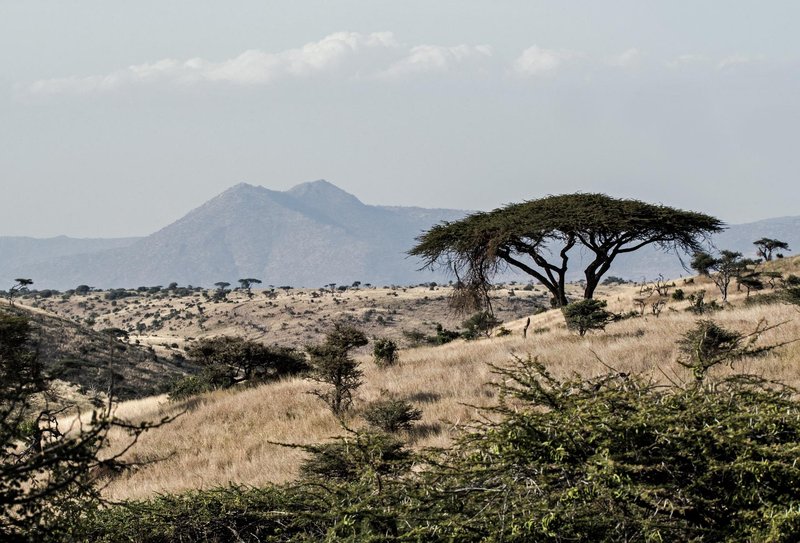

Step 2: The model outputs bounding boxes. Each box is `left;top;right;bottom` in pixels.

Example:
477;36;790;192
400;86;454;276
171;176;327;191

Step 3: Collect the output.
287;179;363;206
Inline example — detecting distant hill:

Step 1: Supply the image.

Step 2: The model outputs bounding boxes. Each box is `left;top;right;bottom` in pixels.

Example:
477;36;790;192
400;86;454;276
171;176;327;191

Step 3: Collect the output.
3;181;466;289
1;181;797;289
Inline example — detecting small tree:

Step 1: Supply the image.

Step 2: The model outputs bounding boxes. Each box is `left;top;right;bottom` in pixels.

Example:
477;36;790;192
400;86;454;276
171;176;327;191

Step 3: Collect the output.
691;250;753;303
753;237;790;261
677;319;787;382
307;324;368;416
562;299;613;336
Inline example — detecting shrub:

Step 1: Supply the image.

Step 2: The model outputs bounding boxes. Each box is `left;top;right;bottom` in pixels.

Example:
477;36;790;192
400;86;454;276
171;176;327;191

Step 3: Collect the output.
671;288;685;301
562;299;613;336
372;338;398;367
461;311;502;340
362;398;422;433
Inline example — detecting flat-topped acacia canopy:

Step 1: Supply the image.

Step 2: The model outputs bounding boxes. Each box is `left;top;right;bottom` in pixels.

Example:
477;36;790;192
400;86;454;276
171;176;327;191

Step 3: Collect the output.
410;193;723;309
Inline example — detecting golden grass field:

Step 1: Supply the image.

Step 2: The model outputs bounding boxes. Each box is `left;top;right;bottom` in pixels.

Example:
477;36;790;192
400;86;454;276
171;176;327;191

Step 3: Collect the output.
61;258;799;502
14;258;800;500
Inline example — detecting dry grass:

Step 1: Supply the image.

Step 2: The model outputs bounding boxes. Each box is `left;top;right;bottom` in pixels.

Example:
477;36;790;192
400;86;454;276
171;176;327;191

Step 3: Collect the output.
27;256;800;500
99;277;800;501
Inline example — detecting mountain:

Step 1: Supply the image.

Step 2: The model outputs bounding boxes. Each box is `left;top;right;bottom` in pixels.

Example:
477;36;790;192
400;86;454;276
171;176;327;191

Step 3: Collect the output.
2;181;798;289
7;181;466;289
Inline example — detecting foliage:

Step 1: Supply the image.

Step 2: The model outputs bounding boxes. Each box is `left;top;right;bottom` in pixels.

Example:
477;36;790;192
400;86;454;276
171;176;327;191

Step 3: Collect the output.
562;298;613;336
372;338;398;368
0;309;170;541
362;398;422;433
784;286;800;306
685;289;721;315
410;192;722;309
187;337;307;383
80;322;800;542
676;319;784;381
307;324;367;416
461;311;502;340
298;430;412;484
169;338;306;401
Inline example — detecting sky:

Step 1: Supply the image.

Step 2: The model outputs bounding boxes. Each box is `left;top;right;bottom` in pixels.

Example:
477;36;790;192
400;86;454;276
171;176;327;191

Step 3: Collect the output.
1;1;799;238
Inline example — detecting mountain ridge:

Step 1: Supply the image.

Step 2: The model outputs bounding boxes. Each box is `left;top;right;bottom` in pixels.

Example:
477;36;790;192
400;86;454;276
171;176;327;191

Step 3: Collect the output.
1;181;797;289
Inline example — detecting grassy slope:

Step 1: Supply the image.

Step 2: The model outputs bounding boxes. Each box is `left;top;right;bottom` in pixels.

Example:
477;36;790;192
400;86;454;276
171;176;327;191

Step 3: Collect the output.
94;257;800;501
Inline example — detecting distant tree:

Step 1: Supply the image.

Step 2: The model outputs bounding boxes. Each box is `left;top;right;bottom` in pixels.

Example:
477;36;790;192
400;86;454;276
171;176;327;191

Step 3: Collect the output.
238;278;262;298
186;336;307;384
753;237;790;261
410;193;722;311
74;284;91;295
738;273;764;299
213;282;230;301
307;324;368;416
7;278;32;306
691;250;754;303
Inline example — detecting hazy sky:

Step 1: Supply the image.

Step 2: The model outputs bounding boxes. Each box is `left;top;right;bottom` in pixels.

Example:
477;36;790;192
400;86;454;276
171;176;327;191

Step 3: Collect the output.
2;1;799;237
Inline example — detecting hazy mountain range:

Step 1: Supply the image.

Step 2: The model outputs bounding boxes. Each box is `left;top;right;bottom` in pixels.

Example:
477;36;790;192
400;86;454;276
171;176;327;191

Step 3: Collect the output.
1;180;797;290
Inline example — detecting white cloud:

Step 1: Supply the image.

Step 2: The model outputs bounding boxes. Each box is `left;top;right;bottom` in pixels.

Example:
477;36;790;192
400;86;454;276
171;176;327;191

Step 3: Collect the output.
27;32;495;95
378;44;492;79
606;48;643;68
665;54;711;69
512;46;578;77
717;54;763;70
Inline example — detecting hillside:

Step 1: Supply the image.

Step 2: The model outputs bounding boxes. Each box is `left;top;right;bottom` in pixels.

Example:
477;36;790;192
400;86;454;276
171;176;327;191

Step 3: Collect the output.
0;301;190;404
74;257;800;501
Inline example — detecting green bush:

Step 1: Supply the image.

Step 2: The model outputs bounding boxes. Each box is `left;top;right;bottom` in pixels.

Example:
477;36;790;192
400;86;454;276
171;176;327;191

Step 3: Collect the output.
362;398;421;433
461;311;502;340
562;298;613;336
372;338;398;367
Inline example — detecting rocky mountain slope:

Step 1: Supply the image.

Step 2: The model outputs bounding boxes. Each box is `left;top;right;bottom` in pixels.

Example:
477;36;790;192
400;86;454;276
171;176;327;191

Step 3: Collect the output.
4;181;465;289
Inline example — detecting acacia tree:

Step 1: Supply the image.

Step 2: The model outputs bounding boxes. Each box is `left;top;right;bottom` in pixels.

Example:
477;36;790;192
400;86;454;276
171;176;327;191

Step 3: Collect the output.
753;237;789;261
691;250;754;303
410;193;722;309
237;278;262;299
7;278;32;306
